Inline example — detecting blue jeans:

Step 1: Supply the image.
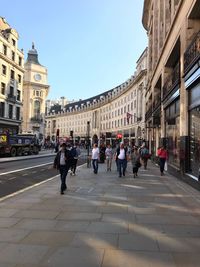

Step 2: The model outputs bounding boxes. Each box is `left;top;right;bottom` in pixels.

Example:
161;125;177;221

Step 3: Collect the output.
59;165;69;192
92;159;98;173
118;159;127;177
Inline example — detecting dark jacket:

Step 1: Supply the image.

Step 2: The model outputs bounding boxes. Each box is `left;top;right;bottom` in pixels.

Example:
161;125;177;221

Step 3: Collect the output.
54;149;73;170
116;147;128;160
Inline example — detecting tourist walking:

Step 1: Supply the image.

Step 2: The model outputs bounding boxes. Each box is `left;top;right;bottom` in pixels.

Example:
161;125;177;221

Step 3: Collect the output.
116;142;128;177
70;144;81;175
157;145;168;176
131;147;141;178
53;143;72;194
92;143;99;174
140;143;150;170
105;144;113;171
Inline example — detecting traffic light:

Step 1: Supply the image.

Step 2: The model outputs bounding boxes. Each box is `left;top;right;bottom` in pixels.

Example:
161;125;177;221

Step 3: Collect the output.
116;133;122;142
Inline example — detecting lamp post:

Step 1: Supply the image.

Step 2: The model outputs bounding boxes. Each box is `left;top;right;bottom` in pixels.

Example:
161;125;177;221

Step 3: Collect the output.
87;121;90;168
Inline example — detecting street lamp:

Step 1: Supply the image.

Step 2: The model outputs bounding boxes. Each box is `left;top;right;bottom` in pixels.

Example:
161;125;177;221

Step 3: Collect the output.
87;121;90;168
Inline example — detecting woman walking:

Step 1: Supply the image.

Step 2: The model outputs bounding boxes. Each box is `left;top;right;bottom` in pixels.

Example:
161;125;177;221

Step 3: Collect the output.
131;147;141;178
157;146;168;176
105;144;113;171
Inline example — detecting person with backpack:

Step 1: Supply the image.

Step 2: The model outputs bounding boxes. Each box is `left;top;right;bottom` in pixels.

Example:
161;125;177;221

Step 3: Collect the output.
116;142;128;177
70;144;81;176
53;143;72;194
140;143;150;170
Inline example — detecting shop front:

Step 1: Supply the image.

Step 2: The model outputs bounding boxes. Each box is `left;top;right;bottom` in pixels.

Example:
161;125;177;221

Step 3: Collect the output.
165;98;180;169
188;81;200;180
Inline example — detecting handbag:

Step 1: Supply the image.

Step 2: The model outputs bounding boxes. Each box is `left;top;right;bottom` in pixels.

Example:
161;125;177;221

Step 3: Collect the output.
164;161;168;171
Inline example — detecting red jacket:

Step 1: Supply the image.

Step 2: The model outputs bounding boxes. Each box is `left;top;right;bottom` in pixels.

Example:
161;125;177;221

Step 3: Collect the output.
157;148;168;159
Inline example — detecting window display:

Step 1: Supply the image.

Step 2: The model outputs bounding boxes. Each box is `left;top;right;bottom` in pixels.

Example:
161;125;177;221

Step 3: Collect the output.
189;107;200;178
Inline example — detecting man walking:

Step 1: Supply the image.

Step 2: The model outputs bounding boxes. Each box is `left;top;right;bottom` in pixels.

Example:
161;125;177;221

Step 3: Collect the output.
53;143;72;194
70;144;81;175
116;142;128;177
92;143;99;174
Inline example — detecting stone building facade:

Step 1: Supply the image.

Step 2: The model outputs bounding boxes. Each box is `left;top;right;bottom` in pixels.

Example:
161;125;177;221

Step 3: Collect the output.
22;44;49;139
0;17;24;134
45;49;147;147
142;0;200;182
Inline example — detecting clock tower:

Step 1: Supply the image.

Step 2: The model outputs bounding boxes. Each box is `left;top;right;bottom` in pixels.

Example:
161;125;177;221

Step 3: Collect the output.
22;43;50;140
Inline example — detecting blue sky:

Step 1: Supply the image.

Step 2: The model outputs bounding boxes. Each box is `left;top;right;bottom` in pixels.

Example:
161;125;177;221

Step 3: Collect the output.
1;0;147;100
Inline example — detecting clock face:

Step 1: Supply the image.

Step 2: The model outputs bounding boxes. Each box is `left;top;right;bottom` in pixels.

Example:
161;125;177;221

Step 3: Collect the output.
34;73;41;81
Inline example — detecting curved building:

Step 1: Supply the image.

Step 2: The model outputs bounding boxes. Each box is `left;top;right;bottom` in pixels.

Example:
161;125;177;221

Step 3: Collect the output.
45;49;147;146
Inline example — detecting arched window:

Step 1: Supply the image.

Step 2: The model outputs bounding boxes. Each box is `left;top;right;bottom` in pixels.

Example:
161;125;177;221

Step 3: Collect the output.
34;100;40;118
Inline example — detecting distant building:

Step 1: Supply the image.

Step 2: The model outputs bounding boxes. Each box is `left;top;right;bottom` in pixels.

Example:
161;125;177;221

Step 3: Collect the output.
45;96;69;115
0;17;24;134
45;49;147;147
22;43;49;139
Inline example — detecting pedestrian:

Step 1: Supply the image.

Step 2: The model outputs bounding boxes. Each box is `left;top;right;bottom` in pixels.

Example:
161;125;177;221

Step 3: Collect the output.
92;143;99;174
116;142;128;177
53;143;72;195
99;143;106;163
70;144;81;176
140;143;150;170
157;145;168;176
105;144;113;171
131;147;141;178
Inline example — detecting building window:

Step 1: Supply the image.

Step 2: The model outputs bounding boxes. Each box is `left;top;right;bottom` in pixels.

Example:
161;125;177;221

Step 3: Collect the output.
2;65;6;75
1;83;5;95
34;100;41;118
18;74;21;84
10;70;14;80
3;45;7;55
8;104;13;119
0;102;5;117
17;90;21;101
12;51;15;61
36;91;39;97
19;56;22;66
12;39;16;46
10;86;14;96
16;106;20;120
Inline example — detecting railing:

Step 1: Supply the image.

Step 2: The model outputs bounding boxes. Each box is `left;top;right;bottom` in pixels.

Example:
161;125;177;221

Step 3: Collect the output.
163;62;180;99
153;94;161;111
184;31;200;74
145;104;153;121
30;117;43;123
7;94;16;103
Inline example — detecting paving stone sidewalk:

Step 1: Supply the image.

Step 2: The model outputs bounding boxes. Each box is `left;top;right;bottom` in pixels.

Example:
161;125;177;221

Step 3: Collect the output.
0;160;200;267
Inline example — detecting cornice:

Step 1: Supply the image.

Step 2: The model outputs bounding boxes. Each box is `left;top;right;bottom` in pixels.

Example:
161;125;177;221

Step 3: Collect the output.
0;52;24;73
142;0;151;30
23;81;50;89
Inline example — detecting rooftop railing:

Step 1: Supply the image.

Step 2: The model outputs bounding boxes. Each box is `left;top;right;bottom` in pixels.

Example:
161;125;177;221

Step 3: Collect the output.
163;62;180;99
184;31;200;74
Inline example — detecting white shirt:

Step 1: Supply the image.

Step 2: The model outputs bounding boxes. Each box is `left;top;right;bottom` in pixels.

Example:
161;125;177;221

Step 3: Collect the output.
118;149;125;160
60;152;66;165
92;147;99;160
105;148;113;159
